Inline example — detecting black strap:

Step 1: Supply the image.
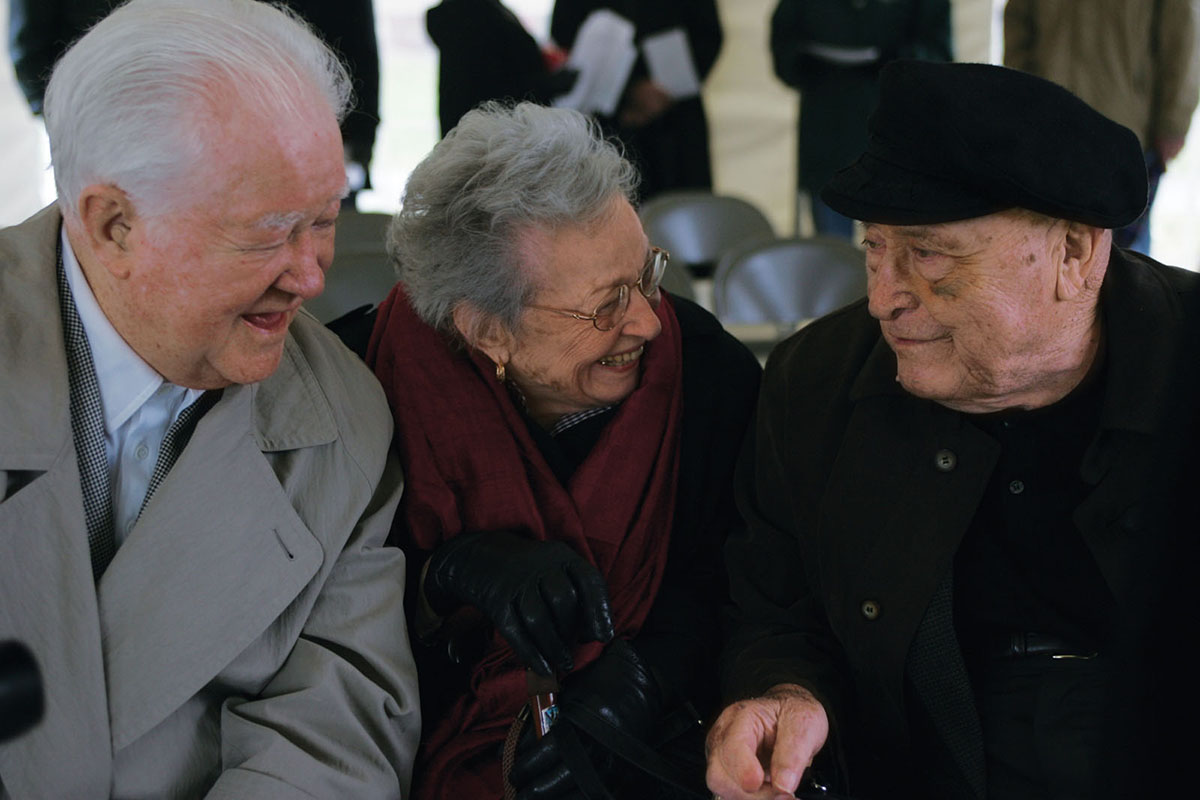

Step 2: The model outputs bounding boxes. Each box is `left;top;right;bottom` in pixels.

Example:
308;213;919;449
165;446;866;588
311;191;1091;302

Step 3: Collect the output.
554;718;614;800
565;704;708;799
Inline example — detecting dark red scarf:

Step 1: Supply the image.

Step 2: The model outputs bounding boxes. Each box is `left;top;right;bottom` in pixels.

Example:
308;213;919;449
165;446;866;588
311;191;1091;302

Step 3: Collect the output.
367;285;683;799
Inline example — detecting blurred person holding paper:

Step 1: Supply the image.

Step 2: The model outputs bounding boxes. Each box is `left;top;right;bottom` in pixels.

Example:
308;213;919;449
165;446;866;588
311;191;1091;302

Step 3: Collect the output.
770;0;952;239
426;0;580;136
551;0;723;202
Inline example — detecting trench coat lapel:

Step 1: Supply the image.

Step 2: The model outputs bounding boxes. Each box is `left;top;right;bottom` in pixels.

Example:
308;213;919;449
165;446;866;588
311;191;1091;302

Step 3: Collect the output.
0;455;116;798
97;338;336;749
0;206;113;798
822;339;996;798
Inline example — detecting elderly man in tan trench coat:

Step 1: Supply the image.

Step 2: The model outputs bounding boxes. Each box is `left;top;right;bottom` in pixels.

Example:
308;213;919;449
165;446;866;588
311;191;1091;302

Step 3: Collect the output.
0;1;419;797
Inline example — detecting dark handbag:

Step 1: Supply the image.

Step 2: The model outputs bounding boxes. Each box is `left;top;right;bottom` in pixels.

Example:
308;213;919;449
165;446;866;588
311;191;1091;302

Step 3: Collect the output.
555;700;710;800
501;692;709;800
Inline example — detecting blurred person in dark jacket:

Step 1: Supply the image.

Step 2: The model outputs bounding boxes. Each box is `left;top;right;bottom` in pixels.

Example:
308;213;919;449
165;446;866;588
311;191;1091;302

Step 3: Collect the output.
770;0;951;239
286;0;381;207
7;0;115;115
551;0;723;202
1004;0;1200;255
8;0;382;208
426;0;579;136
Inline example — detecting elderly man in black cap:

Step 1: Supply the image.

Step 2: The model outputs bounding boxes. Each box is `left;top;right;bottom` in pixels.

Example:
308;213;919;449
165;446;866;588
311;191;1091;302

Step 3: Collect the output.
704;60;1198;800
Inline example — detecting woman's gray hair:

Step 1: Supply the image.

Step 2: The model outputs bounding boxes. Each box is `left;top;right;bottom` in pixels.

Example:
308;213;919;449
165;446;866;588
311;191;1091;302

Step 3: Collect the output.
391;101;639;337
44;0;352;222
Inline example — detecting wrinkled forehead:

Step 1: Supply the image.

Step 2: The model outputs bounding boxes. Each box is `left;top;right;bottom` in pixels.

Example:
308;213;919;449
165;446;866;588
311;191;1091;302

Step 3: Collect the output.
867;208;1055;247
515;200;646;275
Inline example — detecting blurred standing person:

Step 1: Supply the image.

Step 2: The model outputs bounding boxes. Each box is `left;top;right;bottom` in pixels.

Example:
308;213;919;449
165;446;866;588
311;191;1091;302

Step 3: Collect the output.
8;0;382;209
551;0;723;202
770;0;952;239
1004;0;1200;256
285;0;381;208
426;0;579;136
7;0;115;115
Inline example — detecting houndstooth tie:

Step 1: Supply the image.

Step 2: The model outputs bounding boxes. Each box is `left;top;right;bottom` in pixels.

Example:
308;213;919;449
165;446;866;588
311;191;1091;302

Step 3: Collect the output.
57;247;114;580
136;389;220;521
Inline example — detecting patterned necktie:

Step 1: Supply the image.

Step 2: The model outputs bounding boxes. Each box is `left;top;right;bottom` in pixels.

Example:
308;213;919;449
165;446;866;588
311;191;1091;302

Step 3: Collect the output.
57;247;114;581
137;389;220;521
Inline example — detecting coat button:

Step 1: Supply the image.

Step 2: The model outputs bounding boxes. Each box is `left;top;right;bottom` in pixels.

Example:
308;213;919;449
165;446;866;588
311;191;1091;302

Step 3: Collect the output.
860;599;882;620
933;449;957;471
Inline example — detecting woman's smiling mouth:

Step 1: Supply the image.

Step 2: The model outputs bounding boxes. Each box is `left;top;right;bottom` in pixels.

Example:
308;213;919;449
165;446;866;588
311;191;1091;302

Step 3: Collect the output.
598;344;644;367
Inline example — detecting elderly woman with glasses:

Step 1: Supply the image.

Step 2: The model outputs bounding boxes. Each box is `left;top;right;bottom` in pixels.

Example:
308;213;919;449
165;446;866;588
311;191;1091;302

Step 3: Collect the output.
364;101;760;799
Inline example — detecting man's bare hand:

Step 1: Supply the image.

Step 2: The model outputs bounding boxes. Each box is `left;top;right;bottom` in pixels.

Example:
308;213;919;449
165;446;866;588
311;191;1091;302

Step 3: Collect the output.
705;684;829;800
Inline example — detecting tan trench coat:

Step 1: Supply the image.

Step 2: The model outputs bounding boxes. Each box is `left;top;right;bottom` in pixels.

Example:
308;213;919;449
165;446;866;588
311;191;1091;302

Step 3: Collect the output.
0;206;420;799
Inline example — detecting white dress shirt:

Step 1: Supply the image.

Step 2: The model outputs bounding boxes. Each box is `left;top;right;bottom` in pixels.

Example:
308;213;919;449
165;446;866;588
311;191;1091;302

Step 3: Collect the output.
62;229;203;545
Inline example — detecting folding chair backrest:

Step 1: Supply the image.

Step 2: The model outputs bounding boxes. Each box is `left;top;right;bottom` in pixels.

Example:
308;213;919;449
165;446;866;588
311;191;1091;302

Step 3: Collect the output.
713;236;867;325
640;191;775;277
304;210;396;323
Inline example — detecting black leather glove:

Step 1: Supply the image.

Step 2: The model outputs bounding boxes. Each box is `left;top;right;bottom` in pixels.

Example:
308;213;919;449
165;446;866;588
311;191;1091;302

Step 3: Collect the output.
509;639;662;799
424;531;614;676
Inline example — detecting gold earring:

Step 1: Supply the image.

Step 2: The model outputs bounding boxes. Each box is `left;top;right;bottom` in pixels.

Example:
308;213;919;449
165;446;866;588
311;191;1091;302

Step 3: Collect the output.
495;361;506;382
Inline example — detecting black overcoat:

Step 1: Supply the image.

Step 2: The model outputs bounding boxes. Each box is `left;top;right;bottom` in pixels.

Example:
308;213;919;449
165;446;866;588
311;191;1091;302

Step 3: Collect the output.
721;247;1198;799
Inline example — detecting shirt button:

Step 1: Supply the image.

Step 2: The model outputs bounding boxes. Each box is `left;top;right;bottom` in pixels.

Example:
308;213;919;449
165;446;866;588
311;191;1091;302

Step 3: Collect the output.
1009;479;1025;494
860;599;882;620
135;443;150;460
933;449;957;472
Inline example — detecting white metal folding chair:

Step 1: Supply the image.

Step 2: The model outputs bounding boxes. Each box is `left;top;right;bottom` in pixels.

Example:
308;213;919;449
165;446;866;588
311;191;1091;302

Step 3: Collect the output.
639;190;775;279
713;235;867;326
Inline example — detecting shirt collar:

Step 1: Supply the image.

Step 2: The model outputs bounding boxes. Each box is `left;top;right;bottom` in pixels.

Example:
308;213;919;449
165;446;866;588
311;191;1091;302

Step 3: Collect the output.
503;380;616;437
549;405;615;437
61;228;197;431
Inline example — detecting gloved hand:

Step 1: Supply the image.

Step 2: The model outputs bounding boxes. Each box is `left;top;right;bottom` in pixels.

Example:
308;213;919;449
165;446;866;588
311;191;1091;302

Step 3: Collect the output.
509;639;662;799
424;531;614;676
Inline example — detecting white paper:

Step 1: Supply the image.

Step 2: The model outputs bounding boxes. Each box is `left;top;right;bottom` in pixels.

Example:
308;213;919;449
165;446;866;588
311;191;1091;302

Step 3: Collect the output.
553;10;637;117
800;42;881;66
641;28;700;99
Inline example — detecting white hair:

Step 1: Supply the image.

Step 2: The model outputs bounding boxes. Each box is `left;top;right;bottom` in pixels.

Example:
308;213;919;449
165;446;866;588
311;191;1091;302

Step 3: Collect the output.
44;0;352;222
392;101;639;336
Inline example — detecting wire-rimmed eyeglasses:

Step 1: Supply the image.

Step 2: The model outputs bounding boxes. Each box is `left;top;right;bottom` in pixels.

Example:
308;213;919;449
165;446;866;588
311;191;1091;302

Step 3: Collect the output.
527;247;669;331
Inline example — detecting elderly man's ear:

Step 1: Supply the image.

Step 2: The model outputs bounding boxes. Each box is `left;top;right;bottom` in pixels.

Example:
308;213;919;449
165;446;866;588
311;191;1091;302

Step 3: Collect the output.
75;184;138;280
452;302;513;366
1056;221;1109;301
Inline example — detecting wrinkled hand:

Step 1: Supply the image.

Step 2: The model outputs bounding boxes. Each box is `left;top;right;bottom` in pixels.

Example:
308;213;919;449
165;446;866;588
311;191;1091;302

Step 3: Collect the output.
509;639;661;798
424;531;614;676
705;684;829;800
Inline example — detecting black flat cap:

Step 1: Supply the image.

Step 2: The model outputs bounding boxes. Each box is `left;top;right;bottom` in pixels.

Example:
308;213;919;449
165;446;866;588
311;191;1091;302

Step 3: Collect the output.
821;60;1148;227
